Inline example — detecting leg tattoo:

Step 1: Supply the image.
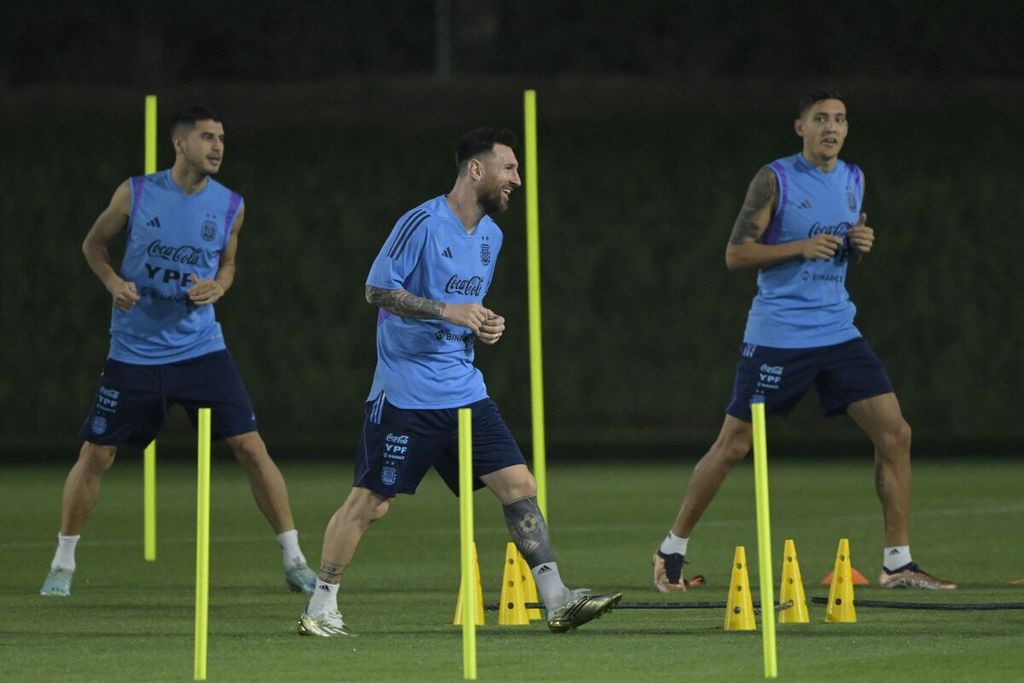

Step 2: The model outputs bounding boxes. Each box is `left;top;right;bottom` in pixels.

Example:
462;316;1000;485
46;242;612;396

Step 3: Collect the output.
318;562;345;585
502;496;555;567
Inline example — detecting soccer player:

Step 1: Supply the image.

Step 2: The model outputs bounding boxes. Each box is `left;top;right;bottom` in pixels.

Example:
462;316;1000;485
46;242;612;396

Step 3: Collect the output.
652;91;956;592
297;128;622;637
39;106;317;597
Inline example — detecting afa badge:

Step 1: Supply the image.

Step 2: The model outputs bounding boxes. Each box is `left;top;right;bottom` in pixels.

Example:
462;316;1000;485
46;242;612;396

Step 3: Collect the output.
382;466;397;486
847;189;858;212
480;242;490;266
201;219;218;242
91;415;107;434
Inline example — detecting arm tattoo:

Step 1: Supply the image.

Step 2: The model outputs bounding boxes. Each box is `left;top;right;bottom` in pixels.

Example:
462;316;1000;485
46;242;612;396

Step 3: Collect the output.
728;166;777;245
366;285;444;319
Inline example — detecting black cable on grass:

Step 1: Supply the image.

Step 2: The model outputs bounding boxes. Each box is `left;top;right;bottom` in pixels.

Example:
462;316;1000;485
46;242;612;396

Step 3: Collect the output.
809;596;1024;611
486;601;792;612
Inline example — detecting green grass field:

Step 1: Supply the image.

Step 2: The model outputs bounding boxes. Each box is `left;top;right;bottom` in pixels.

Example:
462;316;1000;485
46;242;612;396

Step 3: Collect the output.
4;454;1023;681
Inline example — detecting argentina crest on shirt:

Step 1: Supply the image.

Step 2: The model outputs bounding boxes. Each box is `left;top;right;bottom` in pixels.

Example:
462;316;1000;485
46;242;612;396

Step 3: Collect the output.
201;218;218;242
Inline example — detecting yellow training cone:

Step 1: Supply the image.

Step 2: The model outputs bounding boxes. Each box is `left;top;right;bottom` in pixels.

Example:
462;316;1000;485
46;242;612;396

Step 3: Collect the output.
825;538;857;623
498;543;530;625
453;542;485;625
724;546;756;631
516;547;542;620
778;539;809;624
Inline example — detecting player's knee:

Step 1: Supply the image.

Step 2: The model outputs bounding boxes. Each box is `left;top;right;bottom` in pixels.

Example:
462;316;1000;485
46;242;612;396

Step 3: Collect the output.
226;432;269;466
714;432;751;466
877;418;912;454
343;489;392;527
482;465;536;502
80;442;117;473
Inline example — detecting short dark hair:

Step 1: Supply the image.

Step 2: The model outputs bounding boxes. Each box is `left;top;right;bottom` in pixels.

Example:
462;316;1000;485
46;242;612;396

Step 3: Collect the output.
455;127;517;170
798;90;845;117
170;106;222;136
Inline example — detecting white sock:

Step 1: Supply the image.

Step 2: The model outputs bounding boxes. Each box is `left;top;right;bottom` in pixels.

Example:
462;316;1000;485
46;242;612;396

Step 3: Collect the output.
531;562;570;610
883;545;912;571
276;529;307;569
659;531;688;556
307;581;339;615
51;533;80;571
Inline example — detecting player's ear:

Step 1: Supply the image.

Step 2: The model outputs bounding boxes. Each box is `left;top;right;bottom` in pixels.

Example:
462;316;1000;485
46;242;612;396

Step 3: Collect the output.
794;118;804;138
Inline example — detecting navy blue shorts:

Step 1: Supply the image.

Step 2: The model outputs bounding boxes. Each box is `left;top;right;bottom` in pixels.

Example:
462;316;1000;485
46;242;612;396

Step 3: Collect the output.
78;350;258;448
353;395;526;498
725;337;894;421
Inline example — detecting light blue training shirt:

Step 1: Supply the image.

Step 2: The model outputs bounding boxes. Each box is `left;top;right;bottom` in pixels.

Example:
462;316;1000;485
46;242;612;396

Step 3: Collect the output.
365;195;502;408
109;170;243;364
743;153;864;348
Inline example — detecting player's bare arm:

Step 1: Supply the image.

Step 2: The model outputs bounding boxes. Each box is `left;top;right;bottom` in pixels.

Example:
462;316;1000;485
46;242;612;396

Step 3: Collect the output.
725;167;843;270
82;181;139;311
188;206;243;305
366;286;493;334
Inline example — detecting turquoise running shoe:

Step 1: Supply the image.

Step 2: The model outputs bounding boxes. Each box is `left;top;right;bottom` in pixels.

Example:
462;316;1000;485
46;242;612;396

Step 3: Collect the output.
285;564;317;594
40;567;74;597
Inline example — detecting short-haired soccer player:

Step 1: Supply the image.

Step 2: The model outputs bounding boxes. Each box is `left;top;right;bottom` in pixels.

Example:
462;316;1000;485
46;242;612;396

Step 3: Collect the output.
652;91;956;593
40;107;317;597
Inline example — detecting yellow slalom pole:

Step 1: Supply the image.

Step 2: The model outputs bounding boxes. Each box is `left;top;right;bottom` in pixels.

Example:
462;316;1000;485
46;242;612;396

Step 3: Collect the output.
751;397;778;679
194;408;211;681
523;89;548;519
145;95;157;174
458;408;477;680
143;94;158;562
144;441;156;561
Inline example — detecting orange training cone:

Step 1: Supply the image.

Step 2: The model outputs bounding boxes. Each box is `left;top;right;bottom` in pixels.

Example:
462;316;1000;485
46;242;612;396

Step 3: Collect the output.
453;542;485;625
778;538;809;624
821;567;870;585
724;546;756;631
825;538;857;623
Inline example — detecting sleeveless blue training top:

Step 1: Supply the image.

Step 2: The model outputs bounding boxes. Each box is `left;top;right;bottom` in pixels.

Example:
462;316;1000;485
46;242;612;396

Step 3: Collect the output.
109;170;243;364
743;153;864;348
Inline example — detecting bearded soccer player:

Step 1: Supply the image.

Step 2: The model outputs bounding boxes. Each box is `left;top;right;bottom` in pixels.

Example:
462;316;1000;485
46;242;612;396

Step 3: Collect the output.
297;128;622;637
652;91;956;593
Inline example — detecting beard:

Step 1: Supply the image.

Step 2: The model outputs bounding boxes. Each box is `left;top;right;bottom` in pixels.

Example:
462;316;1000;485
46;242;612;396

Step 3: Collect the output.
479;185;508;215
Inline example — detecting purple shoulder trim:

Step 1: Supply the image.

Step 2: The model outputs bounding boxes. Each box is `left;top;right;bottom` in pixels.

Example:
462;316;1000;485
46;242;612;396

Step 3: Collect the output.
128;176;146;236
224;192;243;249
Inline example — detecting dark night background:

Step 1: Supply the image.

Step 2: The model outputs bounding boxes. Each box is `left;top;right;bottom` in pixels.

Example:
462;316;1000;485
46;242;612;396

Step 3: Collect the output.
2;1;1021;459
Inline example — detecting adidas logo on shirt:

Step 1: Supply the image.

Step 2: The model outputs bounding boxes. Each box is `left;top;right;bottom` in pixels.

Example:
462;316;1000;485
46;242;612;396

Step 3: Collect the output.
145;217;162;228
441;247;453;258
798;199;812;209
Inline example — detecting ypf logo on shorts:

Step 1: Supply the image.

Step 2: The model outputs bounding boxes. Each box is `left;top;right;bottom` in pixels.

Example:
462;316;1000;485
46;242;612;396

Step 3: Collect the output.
757;363;784;392
385;432;409;460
